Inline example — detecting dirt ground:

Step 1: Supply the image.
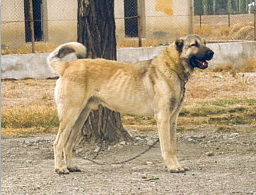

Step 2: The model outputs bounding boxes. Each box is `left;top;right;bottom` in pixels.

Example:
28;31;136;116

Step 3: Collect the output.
2;132;256;195
1;72;256;195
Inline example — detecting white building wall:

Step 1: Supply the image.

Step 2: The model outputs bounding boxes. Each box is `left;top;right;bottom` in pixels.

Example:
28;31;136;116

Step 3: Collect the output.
2;0;191;49
2;1;25;48
46;1;77;43
115;0;191;40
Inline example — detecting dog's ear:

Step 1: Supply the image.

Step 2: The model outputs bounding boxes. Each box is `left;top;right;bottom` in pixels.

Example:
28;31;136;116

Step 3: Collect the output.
175;39;184;52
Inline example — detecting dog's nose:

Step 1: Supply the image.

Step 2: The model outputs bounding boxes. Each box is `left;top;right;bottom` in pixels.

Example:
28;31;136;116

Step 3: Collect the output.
207;50;214;59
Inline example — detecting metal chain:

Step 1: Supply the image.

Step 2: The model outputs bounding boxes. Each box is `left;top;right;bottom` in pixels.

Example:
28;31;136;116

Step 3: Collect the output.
83;138;159;165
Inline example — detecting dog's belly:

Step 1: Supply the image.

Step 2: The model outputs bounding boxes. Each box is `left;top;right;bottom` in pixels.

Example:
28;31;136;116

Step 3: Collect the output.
98;87;154;117
101;97;154;116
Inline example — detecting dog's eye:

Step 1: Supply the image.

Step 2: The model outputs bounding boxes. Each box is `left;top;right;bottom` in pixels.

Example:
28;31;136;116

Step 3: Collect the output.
190;43;198;47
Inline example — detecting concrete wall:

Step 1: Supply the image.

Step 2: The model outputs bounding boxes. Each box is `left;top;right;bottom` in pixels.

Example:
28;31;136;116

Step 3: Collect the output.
1;41;256;79
207;41;256;68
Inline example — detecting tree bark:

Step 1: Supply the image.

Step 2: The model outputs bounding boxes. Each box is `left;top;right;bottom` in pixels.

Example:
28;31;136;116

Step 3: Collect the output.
77;0;133;145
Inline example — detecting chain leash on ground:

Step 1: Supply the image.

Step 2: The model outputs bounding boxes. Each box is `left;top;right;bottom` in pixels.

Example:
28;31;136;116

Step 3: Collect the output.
83;138;159;165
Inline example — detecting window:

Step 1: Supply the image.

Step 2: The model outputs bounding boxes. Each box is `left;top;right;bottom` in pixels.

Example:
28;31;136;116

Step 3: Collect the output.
124;0;138;37
24;0;44;42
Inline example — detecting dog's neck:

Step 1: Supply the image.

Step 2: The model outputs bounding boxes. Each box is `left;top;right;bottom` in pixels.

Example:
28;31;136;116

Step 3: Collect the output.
157;45;193;83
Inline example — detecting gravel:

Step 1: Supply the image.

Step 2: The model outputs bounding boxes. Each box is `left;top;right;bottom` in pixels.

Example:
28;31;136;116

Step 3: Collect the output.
2;131;256;195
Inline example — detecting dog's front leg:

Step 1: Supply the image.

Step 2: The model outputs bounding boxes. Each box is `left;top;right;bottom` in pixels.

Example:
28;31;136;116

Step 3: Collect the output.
156;110;188;173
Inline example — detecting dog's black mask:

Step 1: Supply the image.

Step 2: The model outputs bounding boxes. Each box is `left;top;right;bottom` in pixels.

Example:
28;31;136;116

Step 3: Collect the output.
175;36;214;69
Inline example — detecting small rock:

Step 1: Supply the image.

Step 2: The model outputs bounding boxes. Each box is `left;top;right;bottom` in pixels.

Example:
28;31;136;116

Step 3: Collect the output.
206;151;215;156
35;137;41;143
94;146;101;153
120;141;126;145
147;140;155;146
24;141;32;146
188;138;194;142
107;145;112;150
230;133;239;137
131;172;141;178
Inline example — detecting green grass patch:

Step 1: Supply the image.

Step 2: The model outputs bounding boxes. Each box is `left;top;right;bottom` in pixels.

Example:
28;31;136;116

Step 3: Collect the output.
181;98;256;119
122;98;256;133
179;98;256;131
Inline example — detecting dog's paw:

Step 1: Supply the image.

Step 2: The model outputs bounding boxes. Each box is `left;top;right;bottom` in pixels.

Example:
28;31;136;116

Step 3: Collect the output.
67;166;82;172
168;165;189;173
55;167;70;174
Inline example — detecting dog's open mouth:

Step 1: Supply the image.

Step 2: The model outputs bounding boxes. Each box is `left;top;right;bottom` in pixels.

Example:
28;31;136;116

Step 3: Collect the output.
190;58;209;69
195;59;208;68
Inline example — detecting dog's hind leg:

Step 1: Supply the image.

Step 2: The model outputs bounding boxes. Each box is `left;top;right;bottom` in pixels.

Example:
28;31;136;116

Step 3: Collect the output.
63;106;91;172
54;105;86;174
53;81;90;174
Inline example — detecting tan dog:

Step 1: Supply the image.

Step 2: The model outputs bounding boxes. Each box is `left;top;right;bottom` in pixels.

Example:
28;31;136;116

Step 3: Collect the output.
47;34;214;174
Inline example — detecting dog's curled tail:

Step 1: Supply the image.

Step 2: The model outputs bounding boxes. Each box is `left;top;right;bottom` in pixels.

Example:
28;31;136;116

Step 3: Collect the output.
47;42;86;76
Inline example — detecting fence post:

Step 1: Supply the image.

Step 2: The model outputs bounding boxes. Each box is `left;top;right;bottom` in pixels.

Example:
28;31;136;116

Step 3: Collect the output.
228;13;231;27
137;0;144;47
189;0;194;34
199;14;202;28
137;15;142;47
254;0;256;40
29;0;35;53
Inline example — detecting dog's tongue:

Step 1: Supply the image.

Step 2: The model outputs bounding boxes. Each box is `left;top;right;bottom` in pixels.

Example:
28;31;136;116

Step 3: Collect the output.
196;59;208;66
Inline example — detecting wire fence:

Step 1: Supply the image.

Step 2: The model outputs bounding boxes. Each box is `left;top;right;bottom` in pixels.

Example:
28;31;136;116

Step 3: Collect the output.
1;0;256;54
194;13;255;41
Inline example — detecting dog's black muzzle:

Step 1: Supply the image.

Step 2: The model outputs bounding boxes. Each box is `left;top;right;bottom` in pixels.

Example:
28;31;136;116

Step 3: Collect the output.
190;47;214;69
205;49;214;60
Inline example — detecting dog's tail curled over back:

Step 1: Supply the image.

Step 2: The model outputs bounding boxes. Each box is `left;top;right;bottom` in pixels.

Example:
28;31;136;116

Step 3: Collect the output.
47;42;86;76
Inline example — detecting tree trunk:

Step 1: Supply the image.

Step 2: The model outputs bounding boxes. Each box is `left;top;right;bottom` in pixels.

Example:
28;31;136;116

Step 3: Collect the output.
77;0;133;145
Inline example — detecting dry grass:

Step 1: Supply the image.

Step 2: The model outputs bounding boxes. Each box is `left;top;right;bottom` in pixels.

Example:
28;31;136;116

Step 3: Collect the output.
2;21;255;55
3;38;172;54
3;39;169;54
1;67;256;137
2;97;256;137
2;78;256;136
194;22;254;41
116;38;173;48
1;105;58;137
2;42;59;55
238;58;256;72
212;58;256;74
